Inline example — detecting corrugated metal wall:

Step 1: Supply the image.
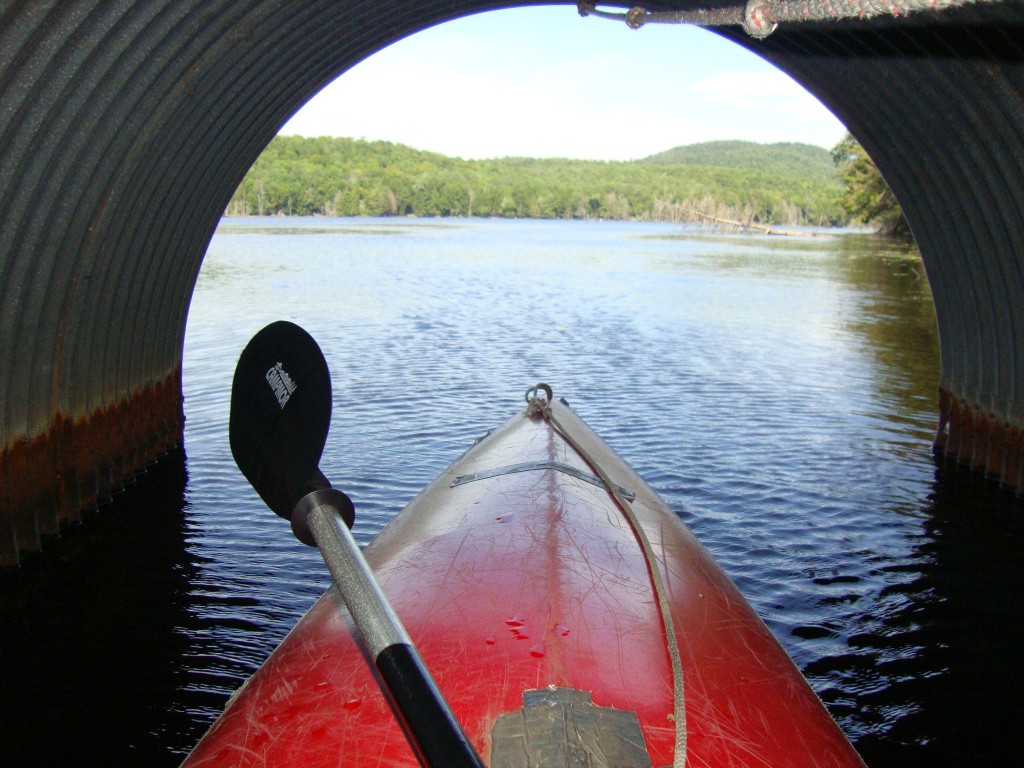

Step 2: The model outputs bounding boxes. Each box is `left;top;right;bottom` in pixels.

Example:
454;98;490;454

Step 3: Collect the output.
2;1;1023;567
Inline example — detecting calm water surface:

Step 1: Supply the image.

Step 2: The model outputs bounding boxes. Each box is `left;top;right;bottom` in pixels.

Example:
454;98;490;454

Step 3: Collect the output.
3;218;1022;766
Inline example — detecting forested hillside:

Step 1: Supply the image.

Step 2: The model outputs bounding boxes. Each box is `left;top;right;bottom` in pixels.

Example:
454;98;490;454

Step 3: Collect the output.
226;136;844;226
642;140;838;184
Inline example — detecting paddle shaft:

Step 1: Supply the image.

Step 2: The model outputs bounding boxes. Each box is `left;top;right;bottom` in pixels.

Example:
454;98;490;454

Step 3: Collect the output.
304;496;484;768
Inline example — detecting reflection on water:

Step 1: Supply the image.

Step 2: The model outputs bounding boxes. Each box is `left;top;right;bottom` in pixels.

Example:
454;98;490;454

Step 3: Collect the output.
1;218;1020;767
833;468;1024;767
0;455;199;764
214;220;467;237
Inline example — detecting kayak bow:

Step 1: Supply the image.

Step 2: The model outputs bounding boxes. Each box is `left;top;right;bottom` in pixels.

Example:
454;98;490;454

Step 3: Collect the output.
185;365;864;767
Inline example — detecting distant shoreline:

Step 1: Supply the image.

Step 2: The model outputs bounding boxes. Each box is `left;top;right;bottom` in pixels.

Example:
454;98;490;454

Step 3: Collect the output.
225;135;846;228
212;214;900;241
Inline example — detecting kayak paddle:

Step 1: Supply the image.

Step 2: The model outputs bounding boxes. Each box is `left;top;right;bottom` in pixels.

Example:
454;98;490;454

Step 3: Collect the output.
229;320;483;768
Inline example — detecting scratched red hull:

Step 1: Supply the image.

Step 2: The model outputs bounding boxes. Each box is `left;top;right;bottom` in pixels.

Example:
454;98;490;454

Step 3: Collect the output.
183;399;865;767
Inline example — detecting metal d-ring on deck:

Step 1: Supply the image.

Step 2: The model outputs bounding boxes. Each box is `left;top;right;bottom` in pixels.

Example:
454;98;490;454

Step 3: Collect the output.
450;460;636;501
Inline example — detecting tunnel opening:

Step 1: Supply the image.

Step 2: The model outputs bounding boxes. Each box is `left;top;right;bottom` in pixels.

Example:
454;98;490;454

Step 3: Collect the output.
178;6;948;763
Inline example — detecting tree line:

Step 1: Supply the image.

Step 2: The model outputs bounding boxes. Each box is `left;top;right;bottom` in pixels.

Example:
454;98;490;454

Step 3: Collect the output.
227;134;909;236
226;136;847;226
831;134;910;238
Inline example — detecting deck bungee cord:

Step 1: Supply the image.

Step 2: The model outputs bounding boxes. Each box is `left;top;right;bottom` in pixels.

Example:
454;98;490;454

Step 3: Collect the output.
525;384;687;768
578;0;1006;39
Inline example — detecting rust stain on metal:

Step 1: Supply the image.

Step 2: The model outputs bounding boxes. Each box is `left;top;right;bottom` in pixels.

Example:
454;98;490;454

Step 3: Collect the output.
1;430;54;561
1005;430;1018;490
987;420;1007;482
935;386;1024;493
1;367;184;568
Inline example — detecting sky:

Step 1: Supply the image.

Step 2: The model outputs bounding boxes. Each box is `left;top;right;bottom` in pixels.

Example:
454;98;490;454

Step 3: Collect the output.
279;6;848;162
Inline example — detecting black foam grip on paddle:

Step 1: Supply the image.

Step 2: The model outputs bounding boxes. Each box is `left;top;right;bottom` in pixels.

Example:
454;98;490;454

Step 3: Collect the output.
230;321;334;520
376;643;484;768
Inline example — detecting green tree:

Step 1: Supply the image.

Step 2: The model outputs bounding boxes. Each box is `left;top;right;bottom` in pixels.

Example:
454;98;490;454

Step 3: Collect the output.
832;133;910;238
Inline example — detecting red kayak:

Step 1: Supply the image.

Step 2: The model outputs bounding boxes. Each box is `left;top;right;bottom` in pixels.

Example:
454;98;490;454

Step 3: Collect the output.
184;389;865;768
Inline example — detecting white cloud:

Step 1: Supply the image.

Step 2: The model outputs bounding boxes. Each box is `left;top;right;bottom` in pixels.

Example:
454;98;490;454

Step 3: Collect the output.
280;10;849;159
690;71;845;136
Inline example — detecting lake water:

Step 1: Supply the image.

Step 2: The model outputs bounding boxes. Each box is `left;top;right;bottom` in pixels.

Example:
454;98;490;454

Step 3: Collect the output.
2;217;1022;767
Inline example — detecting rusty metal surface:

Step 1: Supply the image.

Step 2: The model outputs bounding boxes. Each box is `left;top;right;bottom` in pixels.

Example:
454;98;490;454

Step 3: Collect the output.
935;385;1024;490
2;1;1024;568
0;367;184;566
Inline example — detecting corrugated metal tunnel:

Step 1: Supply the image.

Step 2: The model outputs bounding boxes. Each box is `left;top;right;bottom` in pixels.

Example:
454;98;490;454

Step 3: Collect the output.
2;1;1023;567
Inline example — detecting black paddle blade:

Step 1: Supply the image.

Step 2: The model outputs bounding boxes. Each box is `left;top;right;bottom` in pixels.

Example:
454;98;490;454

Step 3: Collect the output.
230;321;333;520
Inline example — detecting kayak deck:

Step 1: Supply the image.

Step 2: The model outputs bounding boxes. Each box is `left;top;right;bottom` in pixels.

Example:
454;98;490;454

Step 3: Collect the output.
183;395;864;767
